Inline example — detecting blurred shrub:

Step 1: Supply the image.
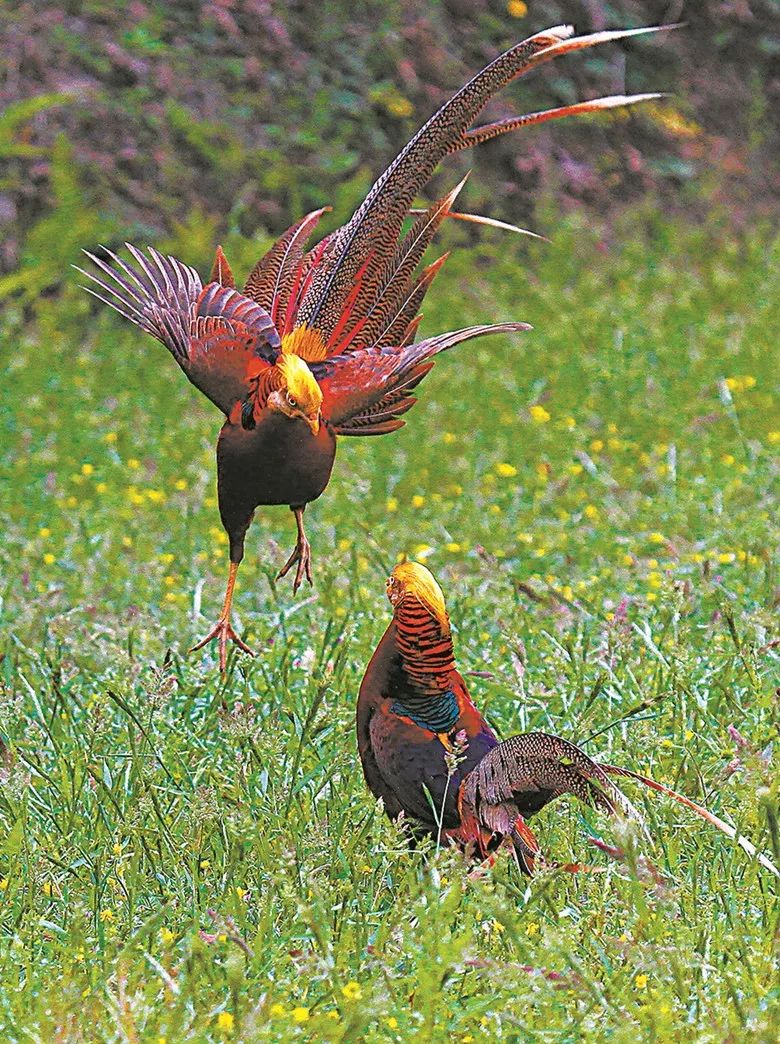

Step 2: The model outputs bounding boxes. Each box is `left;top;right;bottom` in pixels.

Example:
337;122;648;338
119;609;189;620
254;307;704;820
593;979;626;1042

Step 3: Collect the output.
0;0;777;302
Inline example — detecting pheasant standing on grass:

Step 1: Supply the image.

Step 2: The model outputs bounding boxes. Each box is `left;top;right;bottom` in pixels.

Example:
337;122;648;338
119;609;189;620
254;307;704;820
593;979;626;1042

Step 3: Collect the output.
357;562;780;876
81;25;668;671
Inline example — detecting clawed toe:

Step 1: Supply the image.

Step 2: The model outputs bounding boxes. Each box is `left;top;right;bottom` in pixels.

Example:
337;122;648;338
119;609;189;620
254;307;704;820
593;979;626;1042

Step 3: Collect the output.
276;538;313;594
190;616;255;672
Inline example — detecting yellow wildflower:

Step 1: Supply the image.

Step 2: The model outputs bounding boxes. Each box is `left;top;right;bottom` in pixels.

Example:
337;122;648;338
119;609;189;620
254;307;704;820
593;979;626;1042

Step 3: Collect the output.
584;504;599;520
635;974;649;990
174;478;188;491
411;494;426;508
81;463;94;476
217;1011;234;1032
495;461;517;477
0;878;8;891
269;1004;286;1018
590;439;604;453
104;431;118;443
341;981;362;1001
443;432;457;444
100;909;114;922
529;404;550;423
43;552;55;566
386;1016;399;1030
386;497;398;512
445;542;462;553
767;431;780;445
39;527;51;538
127;458;140;469
507;0;528;16
525;922;539;936
235;887;247;900
160;926;175;945
292;1007;310;1023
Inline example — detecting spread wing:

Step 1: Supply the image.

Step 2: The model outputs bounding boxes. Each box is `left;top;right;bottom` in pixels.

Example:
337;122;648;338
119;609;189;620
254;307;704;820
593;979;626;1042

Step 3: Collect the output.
77;245;281;414
314;322;529;436
458;732;643;839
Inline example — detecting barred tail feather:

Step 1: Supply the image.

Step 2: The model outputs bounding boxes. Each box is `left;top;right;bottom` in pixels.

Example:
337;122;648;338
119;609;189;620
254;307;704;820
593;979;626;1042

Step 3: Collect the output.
451;94;666;153
602;764;780;878
295;24;672;339
243;207;331;324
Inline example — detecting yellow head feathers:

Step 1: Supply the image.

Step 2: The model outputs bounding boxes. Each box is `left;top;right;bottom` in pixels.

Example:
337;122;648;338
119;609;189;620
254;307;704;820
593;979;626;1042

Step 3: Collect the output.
387;561;450;631
281;323;328;362
276;352;323;413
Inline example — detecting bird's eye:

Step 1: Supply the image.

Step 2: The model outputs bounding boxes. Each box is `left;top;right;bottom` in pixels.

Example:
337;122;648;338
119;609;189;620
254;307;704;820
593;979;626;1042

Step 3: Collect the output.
287;393;297;408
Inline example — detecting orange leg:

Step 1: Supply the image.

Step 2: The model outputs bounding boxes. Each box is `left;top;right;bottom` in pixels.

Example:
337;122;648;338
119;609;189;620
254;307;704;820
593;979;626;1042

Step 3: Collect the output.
190;560;254;672
276;507;313;594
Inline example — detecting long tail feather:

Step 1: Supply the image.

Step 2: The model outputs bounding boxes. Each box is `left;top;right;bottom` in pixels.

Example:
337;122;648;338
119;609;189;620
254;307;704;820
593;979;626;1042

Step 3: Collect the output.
375;253;450;350
347;176;470;351
408;208;546;240
243;207;330;324
451;94;665;152
295;24;673;338
602;764;780;878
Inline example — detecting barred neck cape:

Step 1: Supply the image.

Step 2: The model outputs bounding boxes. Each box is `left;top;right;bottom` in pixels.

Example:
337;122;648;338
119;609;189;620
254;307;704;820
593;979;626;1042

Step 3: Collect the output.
390;595;460;733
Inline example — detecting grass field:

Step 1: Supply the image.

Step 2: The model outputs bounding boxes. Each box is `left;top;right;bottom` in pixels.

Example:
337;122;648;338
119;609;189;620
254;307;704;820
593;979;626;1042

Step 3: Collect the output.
1;209;778;1040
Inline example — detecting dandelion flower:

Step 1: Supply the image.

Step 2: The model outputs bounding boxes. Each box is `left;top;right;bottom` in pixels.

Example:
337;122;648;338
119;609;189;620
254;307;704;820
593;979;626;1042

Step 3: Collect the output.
341;981;363;1001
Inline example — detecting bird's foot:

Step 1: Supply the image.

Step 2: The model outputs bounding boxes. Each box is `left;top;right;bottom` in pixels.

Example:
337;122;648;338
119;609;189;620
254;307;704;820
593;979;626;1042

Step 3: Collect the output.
276;535;313;594
189;615;254;673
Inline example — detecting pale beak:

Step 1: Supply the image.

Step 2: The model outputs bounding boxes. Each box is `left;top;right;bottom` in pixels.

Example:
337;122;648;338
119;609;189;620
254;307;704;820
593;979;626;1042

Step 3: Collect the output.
306;411;321;436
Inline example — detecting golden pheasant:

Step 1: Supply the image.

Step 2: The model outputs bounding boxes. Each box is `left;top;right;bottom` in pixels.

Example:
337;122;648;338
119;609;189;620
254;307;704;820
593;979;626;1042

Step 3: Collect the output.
80;25;667;670
358;563;779;876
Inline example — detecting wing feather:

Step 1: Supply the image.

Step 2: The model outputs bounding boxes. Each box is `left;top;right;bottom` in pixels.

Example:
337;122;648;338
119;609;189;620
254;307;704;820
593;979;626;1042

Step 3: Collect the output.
78;245;281;414
316;323;528;433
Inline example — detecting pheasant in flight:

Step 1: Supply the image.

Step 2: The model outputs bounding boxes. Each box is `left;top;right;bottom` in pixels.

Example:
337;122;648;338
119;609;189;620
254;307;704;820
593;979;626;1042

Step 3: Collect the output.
81;25;666;670
358;562;779;876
